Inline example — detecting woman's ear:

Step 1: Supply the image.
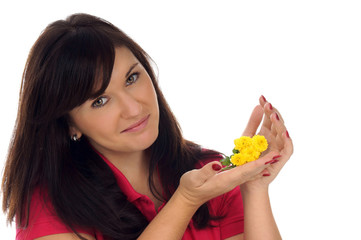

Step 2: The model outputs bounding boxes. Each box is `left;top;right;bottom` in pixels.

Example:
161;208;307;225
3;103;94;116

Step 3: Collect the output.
69;125;82;141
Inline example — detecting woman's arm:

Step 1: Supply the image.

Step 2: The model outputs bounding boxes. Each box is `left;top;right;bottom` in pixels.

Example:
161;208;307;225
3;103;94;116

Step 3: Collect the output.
32;193;197;240
238;96;293;239
138;151;279;240
137;189;198;239
241;187;280;240
34;154;276;240
37;96;292;240
224;187;279;240
35;233;96;240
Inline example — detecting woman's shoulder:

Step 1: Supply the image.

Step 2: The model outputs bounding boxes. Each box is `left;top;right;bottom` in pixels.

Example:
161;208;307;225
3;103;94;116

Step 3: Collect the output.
19;187;55;223
16;188;62;239
16;188;96;240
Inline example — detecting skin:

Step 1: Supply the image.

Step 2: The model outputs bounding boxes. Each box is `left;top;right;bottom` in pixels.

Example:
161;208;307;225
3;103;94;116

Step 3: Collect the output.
170;97;292;240
35;47;293;240
69;47;160;161
68;47;162;208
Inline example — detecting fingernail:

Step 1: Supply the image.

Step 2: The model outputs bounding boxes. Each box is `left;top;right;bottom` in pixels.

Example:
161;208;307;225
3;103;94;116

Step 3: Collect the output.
261;95;267;102
265;160;279;165
269;103;273;110
263;173;271;176
286;131;290;138
266;155;281;164
212;164;222;171
272;155;282;160
275;113;280;121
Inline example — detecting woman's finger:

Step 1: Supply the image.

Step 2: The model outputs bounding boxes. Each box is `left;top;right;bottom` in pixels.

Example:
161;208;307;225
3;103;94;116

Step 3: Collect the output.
280;131;293;157
220;150;280;185
265;104;285;124
261;102;273;130
271;112;287;140
242;105;264;137
259;95;267;108
270;121;278;136
270;131;293;169
260;96;285;126
184;161;223;187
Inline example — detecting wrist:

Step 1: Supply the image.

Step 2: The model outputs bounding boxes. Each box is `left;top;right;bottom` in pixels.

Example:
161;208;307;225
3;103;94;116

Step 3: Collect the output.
240;184;269;196
138;188;200;239
172;188;202;212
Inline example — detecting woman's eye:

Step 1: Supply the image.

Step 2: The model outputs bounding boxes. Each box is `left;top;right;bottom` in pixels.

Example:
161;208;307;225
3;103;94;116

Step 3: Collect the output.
92;96;108;108
126;72;139;86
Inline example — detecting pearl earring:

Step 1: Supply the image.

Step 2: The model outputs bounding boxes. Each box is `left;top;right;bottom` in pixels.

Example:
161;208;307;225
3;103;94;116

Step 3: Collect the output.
71;134;79;141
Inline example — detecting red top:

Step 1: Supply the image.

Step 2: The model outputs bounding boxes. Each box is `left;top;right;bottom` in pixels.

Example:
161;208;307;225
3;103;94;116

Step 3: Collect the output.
16;154;244;240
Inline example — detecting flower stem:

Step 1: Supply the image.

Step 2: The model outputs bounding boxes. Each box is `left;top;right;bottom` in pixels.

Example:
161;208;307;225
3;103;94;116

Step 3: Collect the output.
221;165;235;171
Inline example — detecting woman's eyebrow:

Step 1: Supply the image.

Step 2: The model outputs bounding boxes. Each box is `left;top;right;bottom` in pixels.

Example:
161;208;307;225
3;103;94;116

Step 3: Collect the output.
125;63;139;78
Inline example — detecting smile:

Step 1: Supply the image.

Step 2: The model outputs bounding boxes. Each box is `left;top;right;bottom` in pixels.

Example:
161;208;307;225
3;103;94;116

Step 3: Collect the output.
121;115;150;133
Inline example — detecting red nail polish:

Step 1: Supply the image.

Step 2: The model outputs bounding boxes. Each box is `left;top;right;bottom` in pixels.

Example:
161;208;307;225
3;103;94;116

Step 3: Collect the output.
269;103;273;110
212;164;222;171
263;173;271;176
266;155;281;165
261;95;267;102
265;160;279;165
275;113;280;121
286;131;290;138
272;155;282;160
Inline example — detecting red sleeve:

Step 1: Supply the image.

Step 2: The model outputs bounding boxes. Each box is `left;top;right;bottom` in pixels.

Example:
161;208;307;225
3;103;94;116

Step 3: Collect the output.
16;189;95;240
211;186;244;239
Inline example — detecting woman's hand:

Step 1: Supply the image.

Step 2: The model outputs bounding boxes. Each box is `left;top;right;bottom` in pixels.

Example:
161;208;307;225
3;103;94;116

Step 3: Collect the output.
174;95;293;208
175;150;282;208
241;96;294;191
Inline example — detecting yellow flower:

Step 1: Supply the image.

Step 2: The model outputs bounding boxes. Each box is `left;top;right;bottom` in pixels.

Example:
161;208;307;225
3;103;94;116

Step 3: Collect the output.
221;135;268;168
252;135;268;152
234;136;252;151
243;146;261;160
230;153;248;166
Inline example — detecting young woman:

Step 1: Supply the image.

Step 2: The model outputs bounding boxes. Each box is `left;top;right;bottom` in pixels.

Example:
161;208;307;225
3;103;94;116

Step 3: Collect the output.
2;13;293;240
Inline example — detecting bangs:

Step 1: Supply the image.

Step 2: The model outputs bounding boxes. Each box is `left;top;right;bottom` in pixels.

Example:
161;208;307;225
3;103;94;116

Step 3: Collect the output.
62;27;116;106
42;25;117;120
30;23;118;122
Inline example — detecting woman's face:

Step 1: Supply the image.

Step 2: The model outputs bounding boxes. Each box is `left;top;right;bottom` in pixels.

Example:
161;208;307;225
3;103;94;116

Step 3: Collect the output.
69;47;159;158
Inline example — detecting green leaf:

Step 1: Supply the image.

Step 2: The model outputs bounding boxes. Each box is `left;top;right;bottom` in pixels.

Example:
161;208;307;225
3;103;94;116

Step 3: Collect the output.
232;148;239;154
221;165;235;171
220;156;231;166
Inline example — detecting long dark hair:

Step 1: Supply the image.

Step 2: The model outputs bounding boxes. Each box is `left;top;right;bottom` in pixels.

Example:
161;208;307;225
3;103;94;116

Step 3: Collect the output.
2;13;220;239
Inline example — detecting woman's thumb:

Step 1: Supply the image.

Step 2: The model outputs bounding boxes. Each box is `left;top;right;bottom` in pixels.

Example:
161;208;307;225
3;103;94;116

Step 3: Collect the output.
196;161;222;184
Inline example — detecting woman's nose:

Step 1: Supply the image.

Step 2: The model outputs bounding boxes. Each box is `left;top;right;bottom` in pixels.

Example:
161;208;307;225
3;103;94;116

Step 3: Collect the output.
118;92;142;119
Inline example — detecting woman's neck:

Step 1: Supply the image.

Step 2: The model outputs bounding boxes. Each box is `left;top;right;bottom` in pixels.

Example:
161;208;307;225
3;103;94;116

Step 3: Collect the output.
100;148;163;209
106;149;150;178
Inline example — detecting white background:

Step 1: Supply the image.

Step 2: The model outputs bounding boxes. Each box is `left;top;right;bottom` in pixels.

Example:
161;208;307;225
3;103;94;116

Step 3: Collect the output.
1;0;360;239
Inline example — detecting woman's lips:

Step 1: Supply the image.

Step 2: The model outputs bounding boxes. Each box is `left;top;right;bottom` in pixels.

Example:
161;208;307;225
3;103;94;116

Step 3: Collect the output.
121;115;150;133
